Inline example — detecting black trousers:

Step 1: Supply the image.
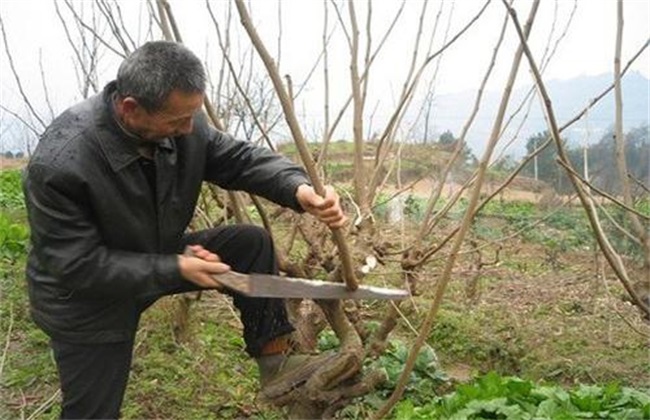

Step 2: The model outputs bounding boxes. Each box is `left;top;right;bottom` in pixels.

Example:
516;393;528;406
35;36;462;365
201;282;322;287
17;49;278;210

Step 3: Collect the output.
51;225;294;419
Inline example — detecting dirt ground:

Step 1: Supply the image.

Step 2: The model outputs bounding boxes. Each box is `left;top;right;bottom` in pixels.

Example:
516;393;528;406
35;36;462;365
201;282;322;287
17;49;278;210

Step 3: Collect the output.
0;157;27;170
410;178;543;203
411;239;650;388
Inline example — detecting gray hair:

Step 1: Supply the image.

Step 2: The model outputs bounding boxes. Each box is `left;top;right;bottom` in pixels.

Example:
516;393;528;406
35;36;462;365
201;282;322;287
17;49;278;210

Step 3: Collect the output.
116;41;206;112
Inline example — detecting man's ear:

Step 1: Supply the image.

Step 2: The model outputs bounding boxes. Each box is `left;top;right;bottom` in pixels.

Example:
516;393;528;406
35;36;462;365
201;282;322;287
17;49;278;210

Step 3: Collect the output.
120;97;140;115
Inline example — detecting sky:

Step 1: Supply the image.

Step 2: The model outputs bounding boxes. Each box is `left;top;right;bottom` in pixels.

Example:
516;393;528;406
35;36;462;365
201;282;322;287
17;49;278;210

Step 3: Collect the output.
0;0;648;153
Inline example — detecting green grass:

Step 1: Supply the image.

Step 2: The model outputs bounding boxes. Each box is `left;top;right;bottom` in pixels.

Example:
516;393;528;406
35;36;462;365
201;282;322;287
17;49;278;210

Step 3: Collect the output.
121;297;287;419
0;170;24;209
122;299;271;418
0;272;285;419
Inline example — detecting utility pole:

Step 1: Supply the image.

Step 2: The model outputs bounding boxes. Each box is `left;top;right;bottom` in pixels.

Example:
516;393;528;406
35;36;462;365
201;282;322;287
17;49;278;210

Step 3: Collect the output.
533;136;538;181
583;108;590;182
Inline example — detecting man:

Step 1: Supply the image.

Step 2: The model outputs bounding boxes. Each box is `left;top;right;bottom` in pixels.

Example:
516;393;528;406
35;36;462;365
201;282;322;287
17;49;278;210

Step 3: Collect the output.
22;40;346;419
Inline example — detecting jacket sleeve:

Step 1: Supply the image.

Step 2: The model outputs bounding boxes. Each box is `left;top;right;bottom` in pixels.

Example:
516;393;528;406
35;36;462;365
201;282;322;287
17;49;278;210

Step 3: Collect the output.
202;123;311;212
23;163;183;298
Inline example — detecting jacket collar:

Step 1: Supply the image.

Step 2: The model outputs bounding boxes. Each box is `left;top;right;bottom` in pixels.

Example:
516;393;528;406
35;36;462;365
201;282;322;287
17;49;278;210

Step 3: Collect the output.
94;81;174;172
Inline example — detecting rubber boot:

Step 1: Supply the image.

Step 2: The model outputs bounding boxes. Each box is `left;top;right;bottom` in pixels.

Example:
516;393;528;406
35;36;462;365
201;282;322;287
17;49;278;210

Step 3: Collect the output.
256;353;334;419
256;353;314;387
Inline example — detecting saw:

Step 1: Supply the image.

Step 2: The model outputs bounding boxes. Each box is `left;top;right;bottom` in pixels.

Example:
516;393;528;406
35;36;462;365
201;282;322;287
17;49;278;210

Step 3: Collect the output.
209;271;409;300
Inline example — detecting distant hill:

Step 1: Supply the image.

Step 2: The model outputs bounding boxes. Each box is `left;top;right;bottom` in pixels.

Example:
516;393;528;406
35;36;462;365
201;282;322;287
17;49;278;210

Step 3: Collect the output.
1;72;647;159
431;71;649;159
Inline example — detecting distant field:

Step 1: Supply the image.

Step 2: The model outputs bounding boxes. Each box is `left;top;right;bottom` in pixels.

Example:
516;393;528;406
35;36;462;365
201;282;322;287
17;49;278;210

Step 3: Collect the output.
0;157;26;170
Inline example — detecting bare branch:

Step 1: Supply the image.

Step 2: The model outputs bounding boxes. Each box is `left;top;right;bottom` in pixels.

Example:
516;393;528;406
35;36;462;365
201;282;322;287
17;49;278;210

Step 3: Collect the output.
206;1;275;150
95;0;132;54
25;389;62;420
155;0;173;40
418;2;509;245
276;0;282;68
325;0;406;144
234;0;358;289
55;0;100;98
0;104;41;138
366;1;491;206
594;197;643;247
104;0;138;51
329;0;352;48
0;304;13;379
161;0;183;42
62;0;127;57
629;173;650;194
561;38;649;129
318;0;331;164
0;12;46;129
493;0;577;162
501;0;649;317
38;49;55;121
374;2;538;417
613;0;648;245
556;158;649;221
412;34;649;265
348;0;368;212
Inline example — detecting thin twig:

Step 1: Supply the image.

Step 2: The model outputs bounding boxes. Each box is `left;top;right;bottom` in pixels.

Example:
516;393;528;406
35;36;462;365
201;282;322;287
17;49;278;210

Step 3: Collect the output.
556;159;650;221
0;105;41;137
38;49;55;120
367;1;492;206
418;1;509;245
95;0;130;54
411;36;649;268
598;268;650;339
206;2;276;151
0;13;46;129
374;2;538;418
612;308;650;339
324;1;406;148
107;0;137;51
56;0;100;98
25;389;61;420
19;388;26;420
62;0;126;57
593;189;642;246
628;174;650;195
0;303;14;379
235;0;358;289
502;0;649;317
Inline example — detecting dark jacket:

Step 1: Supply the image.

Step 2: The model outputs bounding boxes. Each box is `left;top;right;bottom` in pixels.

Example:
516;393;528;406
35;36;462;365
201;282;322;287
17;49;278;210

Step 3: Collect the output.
23;82;309;343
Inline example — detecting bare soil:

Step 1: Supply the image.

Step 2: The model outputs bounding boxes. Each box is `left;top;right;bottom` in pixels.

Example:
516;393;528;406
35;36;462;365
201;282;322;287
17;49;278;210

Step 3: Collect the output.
0;157;27;170
407;239;650;388
409;178;544;202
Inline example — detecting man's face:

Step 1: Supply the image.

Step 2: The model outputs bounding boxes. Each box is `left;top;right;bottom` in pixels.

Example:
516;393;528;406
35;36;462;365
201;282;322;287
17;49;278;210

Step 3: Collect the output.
120;90;204;141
